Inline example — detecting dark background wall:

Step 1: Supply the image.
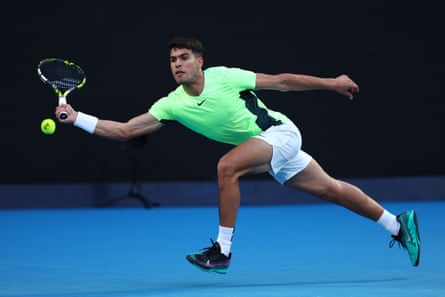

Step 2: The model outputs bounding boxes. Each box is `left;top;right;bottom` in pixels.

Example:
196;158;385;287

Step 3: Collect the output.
1;1;442;184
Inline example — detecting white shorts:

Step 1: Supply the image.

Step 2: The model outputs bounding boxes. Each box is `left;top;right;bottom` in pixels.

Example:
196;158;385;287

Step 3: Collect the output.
254;122;312;185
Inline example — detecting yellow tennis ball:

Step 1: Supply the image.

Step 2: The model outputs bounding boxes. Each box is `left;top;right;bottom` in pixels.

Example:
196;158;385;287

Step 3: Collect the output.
41;118;56;135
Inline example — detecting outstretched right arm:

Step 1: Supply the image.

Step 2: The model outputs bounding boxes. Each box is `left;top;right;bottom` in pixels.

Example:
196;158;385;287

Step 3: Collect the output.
93;113;164;141
55;104;164;141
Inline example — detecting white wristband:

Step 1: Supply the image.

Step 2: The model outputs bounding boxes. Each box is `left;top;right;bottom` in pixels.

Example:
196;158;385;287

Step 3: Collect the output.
74;112;98;134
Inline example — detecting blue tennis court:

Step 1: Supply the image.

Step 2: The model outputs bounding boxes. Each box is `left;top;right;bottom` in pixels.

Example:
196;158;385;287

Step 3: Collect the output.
1;200;443;297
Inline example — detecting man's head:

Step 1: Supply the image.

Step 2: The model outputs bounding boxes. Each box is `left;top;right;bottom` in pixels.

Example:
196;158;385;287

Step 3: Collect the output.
168;37;204;86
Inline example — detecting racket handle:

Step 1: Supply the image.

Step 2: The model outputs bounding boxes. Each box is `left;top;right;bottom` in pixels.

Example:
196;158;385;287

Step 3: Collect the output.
58;96;67;119
59;96;67;105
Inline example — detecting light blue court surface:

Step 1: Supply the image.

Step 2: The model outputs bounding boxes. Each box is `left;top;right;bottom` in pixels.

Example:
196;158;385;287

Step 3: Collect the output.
1;201;443;297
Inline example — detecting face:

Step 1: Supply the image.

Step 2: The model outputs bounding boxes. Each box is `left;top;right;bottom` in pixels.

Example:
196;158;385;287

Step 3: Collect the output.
169;48;203;85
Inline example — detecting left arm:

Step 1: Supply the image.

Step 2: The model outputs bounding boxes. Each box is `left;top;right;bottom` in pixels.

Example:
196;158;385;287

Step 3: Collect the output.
255;73;359;100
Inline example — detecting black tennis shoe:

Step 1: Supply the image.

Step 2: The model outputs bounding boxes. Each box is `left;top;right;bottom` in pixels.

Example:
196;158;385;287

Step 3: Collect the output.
186;239;231;274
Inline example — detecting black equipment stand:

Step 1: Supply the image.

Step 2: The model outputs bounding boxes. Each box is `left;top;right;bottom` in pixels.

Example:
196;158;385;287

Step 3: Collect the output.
96;136;159;208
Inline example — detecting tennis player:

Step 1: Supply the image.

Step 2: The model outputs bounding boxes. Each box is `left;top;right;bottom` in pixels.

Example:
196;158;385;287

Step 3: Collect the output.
55;37;421;273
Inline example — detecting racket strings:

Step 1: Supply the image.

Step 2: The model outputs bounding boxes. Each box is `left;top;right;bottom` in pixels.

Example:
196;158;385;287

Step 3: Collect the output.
39;61;85;91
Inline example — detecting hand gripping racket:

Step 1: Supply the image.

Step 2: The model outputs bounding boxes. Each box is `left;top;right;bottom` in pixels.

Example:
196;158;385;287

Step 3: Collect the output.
37;58;86;119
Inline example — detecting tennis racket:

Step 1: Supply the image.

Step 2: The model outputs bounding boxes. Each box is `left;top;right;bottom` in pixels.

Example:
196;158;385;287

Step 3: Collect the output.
37;58;86;119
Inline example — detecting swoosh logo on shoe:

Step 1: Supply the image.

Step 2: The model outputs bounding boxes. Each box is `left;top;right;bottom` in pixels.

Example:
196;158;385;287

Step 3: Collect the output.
403;228;412;242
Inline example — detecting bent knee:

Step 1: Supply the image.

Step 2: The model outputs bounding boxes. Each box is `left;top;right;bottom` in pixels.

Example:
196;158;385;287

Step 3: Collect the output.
217;156;239;181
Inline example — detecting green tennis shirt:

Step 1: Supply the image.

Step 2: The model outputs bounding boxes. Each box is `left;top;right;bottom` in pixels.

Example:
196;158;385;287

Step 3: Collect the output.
148;66;290;145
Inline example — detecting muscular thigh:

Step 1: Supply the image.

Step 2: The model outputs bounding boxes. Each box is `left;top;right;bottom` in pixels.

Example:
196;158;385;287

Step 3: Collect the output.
284;159;337;195
220;138;273;176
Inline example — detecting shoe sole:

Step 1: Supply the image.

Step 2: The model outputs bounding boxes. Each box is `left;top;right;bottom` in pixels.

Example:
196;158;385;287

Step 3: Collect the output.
411;211;421;266
186;255;229;274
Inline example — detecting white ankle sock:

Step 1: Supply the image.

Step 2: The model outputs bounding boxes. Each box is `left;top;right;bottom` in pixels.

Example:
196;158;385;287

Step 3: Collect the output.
216;225;234;256
377;209;400;236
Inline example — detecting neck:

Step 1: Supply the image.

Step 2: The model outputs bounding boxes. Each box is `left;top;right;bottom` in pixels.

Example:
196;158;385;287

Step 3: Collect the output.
183;71;204;96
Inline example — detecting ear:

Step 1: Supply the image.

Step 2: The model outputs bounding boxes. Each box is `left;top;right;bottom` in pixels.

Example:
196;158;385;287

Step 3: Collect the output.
197;56;204;68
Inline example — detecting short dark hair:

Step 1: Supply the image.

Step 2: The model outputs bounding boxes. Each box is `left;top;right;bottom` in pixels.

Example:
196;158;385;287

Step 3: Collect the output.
168;37;204;57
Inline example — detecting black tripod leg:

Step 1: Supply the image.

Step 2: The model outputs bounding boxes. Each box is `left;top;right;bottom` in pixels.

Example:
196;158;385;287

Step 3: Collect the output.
95;136;159;208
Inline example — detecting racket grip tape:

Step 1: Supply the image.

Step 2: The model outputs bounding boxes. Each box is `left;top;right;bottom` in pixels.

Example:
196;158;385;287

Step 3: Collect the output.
58;96;67;119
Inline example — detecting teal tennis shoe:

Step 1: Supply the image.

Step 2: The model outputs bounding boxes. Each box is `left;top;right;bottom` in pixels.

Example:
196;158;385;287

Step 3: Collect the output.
390;210;421;266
